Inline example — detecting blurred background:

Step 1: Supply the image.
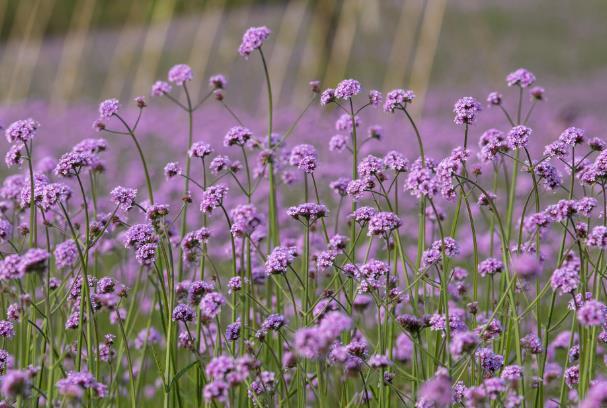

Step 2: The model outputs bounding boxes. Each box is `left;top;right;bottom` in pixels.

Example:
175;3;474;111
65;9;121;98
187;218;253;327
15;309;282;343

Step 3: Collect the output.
2;0;607;108
1;0;607;163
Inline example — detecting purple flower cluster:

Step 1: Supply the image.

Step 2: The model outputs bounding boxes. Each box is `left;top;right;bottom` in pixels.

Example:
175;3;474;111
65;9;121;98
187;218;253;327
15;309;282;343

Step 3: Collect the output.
238;26;271;57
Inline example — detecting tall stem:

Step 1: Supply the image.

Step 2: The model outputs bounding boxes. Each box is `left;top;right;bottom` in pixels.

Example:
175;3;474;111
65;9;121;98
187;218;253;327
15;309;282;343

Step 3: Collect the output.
258;47;279;248
114;114;155;204
178;84;194;279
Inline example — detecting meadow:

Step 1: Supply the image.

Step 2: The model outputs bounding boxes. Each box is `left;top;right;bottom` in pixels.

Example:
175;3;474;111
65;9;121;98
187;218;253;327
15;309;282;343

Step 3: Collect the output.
1;23;607;407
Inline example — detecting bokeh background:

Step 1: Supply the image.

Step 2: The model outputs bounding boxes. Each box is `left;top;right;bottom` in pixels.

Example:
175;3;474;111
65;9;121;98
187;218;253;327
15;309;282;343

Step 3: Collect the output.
1;0;607;162
2;0;607;105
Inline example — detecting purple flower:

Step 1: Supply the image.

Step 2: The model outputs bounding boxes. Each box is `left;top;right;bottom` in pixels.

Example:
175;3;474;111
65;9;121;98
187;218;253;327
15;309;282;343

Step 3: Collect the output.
224;126;253;147
511;253;542;280
0;219;12;242
209;155;232;174
577;300;606;326
188;141;214;158
587;226;607;248
146;204;169;222
56;371;107;399
383;89;415;112
453;96;482;125
367;211;401;237
530;86;545;100
0;254;23;280
405;158;438;198
163;161;182;179
564;365;579;389
98;98;120;119
209;74;227;89
261;314;285;332
349;206;377;224
200;184;229;214
358;154;385;177
369;90;382;106
265;246;297;275
123;224;157;250
54;151;92;177
478;129;508;162
520;333;543;354
238;26;271;57
335;113;360;132
330;177;350;197
551;266;579;295
0;320;15;338
5;143;24;168
475;348;504;376
181;228;210;264
334;79;361;100
110;186;137;211
486;91;502;106
418;371;452;408
368;354;392;368
55;239;79;269
393;333;413;362
483;377;506;400
501;364;523;383
168;64;193;85
289;144;317;173
5;118;40;144
320;88;335;105
287;202;328;222
294;329;328;360
506;68;536;87
346;178;374;201
187;280;215;305
355;259;389;291
20;248;50;274
478;257;504;277
449;331;480;358
535;161;562;190
151;81;172;96
581;380;607;408
230;204;262;237
135;243;157;266
172;304;195;322
329;134;347;152
203;380;229;402
384;151;409;172
200;292;225;320
507;125;532;149
559;127;585;146
1;369;32;399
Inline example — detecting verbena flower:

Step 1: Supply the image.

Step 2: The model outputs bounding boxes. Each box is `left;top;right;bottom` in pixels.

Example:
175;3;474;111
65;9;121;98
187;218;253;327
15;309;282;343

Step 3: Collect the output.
453;96;482;125
200;184;229;214
383;89;415;112
506;68;536;87
238;26;271;57
168;64;193;85
334;79;361;100
5;118;40;144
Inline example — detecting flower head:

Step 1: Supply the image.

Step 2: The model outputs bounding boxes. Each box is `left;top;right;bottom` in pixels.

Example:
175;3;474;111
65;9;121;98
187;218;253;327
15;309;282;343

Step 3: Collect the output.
239;26;271;57
168;64;193;85
5;118;40;144
453;96;482;125
506;68;536;87
98;99;120;119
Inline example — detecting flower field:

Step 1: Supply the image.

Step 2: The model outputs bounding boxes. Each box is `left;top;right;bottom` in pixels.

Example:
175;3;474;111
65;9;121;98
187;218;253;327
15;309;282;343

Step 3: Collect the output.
1;23;607;407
